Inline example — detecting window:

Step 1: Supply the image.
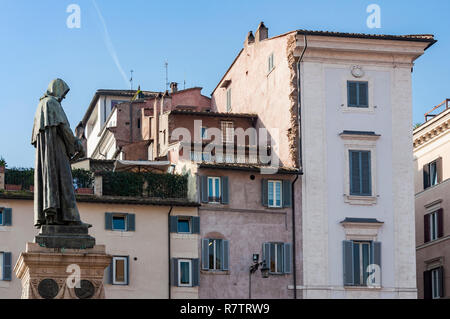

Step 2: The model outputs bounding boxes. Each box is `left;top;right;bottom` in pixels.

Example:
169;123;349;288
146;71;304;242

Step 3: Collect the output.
178;259;192;287
226;89;232;112
268;53;274;73
268;180;282;208
201;127;208;139
349;150;371;196
170;216;200;234
343;240;381;287
424;267;444;299
208;177;221;203
0;211;2;226
0;208;11;226
221;121;234;143
0;252;12;281
177;218;191;233
424;158;442;190
105;213;135;232
262;242;291;275
424;209;443;243
347;81;368;108
112;256;129;285
201;239;229;271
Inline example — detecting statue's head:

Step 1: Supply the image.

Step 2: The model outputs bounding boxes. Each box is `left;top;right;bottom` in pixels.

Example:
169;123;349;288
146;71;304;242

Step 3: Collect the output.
46;78;70;102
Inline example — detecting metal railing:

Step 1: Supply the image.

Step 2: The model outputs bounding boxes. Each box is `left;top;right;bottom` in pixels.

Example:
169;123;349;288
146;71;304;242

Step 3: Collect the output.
424;99;450;122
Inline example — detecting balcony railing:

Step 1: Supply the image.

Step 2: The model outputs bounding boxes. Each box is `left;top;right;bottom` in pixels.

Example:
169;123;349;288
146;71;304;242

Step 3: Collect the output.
424;99;450;122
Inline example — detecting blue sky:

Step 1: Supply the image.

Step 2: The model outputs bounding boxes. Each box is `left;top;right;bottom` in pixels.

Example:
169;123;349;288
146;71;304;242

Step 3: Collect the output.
0;0;449;167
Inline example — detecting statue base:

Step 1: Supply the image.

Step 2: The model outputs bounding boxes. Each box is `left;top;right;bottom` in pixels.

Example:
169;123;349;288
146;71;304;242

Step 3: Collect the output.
14;242;112;299
35;224;95;249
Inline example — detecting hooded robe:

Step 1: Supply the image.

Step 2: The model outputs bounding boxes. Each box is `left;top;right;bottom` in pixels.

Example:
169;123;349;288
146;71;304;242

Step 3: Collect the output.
31;79;82;227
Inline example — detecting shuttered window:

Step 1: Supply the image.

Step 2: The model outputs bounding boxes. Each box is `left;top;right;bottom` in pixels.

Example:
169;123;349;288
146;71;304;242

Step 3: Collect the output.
424;209;444;243
424;267;444;299
201;176;229;204
169;216;200;234
423;158;442;190
347;81;368;108
171;258;199;287
349;150;372;196
0;208;12;226
262;180;292;208
262;242;291;274
105;213;135;232
343;240;381;287
0;252;12;281
201;239;229;271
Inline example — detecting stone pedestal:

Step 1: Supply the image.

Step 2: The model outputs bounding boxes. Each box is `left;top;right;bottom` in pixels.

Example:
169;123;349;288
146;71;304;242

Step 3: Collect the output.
35;224;96;249
14;242;112;299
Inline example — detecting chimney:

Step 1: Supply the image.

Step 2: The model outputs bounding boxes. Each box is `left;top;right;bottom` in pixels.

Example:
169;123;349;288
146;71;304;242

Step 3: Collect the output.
170;82;178;93
245;31;255;47
255;22;268;42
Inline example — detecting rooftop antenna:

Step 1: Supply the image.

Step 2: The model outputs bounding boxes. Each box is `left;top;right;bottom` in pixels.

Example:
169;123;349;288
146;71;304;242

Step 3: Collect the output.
183;71;186;90
165;60;169;91
130;70;134;90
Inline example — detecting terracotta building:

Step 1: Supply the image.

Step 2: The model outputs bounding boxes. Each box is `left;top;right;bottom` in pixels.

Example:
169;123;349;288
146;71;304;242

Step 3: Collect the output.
414;99;450;299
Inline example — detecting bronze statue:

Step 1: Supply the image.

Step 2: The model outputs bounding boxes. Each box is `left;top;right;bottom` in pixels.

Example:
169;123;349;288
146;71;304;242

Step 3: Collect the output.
31;79;86;229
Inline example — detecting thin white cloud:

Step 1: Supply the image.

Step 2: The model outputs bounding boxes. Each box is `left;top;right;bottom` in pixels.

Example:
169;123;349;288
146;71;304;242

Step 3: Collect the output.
92;0;129;86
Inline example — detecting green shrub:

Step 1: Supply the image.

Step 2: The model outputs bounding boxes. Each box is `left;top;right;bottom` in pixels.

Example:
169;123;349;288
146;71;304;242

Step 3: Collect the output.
5;168;34;189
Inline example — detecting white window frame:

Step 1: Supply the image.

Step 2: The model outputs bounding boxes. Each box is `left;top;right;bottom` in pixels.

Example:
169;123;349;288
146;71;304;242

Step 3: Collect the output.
429;211;439;241
112;256;128;285
269;242;284;274
268;180;282;208
207;177;221;203
431;268;442;299
177;217;192;234
178;259;192;287
353;241;372;286
208;239;223;270
221;121;234;144
341;73;375;113
341;133;379;206
112;214;127;231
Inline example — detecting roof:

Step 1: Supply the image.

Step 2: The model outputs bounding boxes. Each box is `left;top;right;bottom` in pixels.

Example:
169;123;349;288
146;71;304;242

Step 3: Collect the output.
71;158;115;172
340;217;384;224
81;89;158;126
169;109;258;119
198;163;301;175
0;192;199;207
212;29;436;95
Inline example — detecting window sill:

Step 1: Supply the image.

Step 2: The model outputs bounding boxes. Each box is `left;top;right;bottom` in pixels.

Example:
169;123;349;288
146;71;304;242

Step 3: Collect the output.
0;281;11;288
344;285;382;291
344;195;377;206
106;230;135;237
341;105;375;114
201;270;230;275
0;226;12;232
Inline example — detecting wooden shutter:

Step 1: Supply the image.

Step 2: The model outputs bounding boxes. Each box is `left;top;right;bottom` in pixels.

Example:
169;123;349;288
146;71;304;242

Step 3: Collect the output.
423;164;430;190
192;216;200;234
2;252;11;281
200;176;208;203
222;240;229;271
106;260;113;284
349;151;360;195
221;176;229;204
283;243;292;274
361;151;371;195
3;208;12;226
424;270;432;299
437;209;444;238
438;267;445;298
343;240;354;286
437;157;443;183
201;239;209;270
126;214;135;231
262;242;271;270
359;82;369;107
424;214;431;243
169;216;178;233
170;258;178;286
192;259;200;287
347;82;357;107
372;241;382;286
126;256;130;285
105;213;113;230
282;180;292;208
261;179;268;207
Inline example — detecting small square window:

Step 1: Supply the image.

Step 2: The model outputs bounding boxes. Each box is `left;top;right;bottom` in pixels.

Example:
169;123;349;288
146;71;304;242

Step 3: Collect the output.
268;180;282;208
177;218;191;233
178;259;192;286
112;215;126;231
347;81;368;108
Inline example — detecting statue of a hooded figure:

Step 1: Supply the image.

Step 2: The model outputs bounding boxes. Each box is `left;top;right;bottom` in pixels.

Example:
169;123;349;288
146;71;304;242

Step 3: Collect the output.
32;79;86;229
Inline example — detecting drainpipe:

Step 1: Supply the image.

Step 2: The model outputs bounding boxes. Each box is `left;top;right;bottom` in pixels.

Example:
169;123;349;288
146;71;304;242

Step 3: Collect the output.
291;34;307;299
167;205;173;299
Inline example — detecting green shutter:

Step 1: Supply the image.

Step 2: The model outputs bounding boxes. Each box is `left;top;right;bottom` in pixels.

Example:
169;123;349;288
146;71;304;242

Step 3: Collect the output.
221;176;229;204
261;179;268;207
343;241;354;286
222;240;229;271
371;241;381;286
282;180;292;208
423;163;430;189
201;239;209;270
169;216;178;233
170;258;178;286
2;252;12;281
262;242;271;271
105;213;113;230
200;176;208;203
126;214;135;231
192;216;200;234
283;243;292;274
192;259;200;287
361;151;371;195
3;208;12;226
359;82;368;107
347;82;357;107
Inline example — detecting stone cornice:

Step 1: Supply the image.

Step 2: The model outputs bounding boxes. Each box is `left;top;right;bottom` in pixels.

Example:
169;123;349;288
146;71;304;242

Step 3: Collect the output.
413;113;450;149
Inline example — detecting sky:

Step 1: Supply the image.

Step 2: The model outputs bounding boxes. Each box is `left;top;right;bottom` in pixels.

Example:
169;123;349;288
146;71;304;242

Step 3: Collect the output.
0;0;449;168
